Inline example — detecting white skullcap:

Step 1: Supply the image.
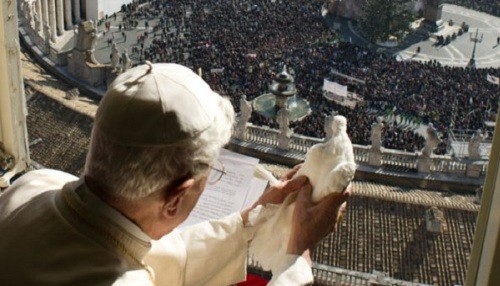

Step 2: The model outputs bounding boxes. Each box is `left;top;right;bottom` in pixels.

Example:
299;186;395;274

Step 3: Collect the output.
95;62;223;146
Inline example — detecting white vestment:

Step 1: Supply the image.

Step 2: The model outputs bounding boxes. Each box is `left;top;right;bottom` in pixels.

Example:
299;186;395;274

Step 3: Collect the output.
0;169;312;285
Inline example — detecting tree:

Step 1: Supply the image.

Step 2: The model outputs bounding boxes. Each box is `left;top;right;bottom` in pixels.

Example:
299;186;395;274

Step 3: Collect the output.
359;0;414;42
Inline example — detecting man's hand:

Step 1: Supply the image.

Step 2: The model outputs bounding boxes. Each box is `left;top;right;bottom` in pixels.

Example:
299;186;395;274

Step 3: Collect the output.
253;163;304;207
287;183;352;263
241;165;305;225
278;164;302;181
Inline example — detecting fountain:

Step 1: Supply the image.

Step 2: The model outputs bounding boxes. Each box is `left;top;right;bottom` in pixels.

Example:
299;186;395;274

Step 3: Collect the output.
252;65;311;121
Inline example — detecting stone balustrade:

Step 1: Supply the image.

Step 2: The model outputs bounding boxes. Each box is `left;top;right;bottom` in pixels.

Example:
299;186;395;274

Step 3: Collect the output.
289;133;321;153
381;148;418;170
352;145;371;164
240;124;488;179
245;124;280;148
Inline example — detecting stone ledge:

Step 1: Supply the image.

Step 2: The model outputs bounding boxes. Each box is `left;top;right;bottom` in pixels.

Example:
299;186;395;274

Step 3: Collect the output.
19;27;105;101
228;139;482;193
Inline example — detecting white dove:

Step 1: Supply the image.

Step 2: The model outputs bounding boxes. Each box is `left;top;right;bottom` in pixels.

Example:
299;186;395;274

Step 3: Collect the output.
248;115;356;274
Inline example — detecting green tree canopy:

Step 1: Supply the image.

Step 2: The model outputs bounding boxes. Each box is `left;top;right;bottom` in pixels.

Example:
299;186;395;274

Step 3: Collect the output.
359;0;413;42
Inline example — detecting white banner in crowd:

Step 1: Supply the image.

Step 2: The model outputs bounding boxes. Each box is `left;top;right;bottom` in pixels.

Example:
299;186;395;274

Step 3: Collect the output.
210;68;225;74
486;74;499;85
323;79;348;97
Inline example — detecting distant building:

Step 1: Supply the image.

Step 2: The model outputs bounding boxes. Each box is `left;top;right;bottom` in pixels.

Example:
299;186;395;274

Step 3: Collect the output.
85;0;132;21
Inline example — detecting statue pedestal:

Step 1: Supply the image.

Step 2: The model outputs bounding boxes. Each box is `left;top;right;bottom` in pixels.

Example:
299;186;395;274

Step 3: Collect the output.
235;120;247;141
422;0;444;32
368;149;382;167
44;41;52;56
417;156;433;173
421;19;445;32
278;131;292;150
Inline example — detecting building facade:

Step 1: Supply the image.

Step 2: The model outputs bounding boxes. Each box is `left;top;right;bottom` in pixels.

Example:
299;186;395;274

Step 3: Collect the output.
85;0;132;21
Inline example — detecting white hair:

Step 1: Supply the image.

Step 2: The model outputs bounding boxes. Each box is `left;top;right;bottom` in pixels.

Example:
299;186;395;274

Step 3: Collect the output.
84;96;235;200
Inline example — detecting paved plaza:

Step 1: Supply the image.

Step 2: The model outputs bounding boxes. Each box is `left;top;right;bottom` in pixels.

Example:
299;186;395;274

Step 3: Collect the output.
92;14;169;65
343;4;500;68
88;4;499;69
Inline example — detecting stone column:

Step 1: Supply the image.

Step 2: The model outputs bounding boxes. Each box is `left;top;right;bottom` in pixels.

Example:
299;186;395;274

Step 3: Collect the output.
41;0;49;26
64;0;73;29
73;0;81;22
56;0;64;35
48;0;57;42
36;0;43;32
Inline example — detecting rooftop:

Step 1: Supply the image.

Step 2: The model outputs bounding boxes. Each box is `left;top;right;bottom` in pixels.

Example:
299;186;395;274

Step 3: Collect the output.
25;87;477;286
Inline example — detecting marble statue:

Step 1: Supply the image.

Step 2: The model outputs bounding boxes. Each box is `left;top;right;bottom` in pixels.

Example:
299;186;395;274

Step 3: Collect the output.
240;95;252;124
86;31;100;64
277;107;290;133
235;95;252;140
122;50;132;71
422;123;440;157
75;21;98;52
68;21;108;87
474;186;483;204
248;115;356;274
277;106;292;149
468;129;488;160
43;23;51;41
110;43;120;70
24;2;33;27
34;11;41;32
43;23;52;53
370;116;384;151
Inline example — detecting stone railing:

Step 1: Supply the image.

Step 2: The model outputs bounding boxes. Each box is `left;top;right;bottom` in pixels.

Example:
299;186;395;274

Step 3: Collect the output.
240;124;488;179
381;148;418;169
352;145;370;164
289;133;321;153
246;125;280;147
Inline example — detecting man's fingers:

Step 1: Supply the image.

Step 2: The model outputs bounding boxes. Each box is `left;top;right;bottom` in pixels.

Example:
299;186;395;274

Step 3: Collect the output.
281;164;303;181
336;202;348;222
320;189;350;208
282;176;309;195
343;183;354;193
338;202;348;214
295;181;313;204
312;190;350;225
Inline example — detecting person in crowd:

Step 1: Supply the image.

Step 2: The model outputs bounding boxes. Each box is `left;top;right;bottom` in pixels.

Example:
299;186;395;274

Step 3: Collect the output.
0;62;350;285
107;0;499;153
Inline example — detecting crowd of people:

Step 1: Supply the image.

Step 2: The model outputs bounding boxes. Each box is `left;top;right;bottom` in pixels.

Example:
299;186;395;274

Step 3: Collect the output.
444;0;499;17
112;0;499;154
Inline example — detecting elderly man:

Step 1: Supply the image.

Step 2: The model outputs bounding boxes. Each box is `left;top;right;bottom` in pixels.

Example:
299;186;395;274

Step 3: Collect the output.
0;63;349;285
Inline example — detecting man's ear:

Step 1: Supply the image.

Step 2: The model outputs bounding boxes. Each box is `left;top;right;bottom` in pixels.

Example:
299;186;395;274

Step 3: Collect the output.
162;177;196;217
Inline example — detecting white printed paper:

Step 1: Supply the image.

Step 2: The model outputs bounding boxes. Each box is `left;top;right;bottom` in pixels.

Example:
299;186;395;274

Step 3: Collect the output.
179;149;267;228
